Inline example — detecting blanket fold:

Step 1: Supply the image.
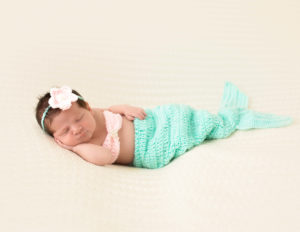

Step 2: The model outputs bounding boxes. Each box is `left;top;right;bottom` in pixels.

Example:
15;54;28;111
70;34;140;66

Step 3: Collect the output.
133;82;292;169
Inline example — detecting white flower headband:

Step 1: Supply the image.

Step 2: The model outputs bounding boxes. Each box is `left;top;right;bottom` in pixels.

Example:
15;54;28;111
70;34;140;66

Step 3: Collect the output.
41;86;84;131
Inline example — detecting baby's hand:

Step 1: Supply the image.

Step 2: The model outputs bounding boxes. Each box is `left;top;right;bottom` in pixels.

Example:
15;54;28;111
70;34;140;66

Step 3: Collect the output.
123;105;147;121
55;138;75;151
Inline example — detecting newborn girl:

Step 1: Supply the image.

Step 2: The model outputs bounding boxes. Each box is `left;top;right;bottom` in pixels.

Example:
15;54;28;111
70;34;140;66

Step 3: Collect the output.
35;83;292;169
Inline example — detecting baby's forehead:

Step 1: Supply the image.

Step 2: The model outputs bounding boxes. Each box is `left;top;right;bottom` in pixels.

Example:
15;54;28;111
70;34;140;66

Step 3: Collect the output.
51;104;82;128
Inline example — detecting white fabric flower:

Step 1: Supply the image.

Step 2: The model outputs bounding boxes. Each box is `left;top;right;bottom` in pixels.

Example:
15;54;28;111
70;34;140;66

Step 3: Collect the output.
48;86;78;110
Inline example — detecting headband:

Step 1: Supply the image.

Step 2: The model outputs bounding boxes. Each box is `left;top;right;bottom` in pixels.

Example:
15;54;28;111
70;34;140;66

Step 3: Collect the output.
41;86;84;131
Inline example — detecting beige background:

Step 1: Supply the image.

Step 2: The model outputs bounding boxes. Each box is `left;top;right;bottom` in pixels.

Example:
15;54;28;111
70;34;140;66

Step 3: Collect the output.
0;0;299;231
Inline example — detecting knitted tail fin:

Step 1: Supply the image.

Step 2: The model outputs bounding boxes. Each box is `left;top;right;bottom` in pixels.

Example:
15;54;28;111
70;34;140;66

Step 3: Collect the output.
220;82;293;130
221;82;249;109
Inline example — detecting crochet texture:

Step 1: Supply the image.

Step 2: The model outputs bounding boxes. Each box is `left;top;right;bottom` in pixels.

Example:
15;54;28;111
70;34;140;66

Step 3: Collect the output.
133;82;292;169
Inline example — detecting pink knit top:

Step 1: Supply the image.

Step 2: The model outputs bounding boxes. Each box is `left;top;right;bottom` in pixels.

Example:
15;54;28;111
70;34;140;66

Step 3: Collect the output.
102;110;123;164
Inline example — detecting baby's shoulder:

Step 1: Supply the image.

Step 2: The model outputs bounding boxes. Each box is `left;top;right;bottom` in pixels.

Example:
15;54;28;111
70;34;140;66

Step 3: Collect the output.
92;107;109;114
91;108;105;119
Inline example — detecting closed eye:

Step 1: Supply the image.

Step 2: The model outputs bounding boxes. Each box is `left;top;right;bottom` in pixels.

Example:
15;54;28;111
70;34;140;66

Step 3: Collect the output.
62;128;69;135
76;114;84;122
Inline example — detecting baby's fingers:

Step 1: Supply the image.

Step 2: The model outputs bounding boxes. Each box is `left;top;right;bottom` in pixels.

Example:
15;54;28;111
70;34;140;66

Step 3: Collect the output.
55;138;73;151
126;115;135;121
137;108;147;118
142;109;147;117
138;112;147;120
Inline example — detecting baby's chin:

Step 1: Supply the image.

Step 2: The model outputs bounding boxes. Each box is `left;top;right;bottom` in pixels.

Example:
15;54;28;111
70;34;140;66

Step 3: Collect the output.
69;139;89;147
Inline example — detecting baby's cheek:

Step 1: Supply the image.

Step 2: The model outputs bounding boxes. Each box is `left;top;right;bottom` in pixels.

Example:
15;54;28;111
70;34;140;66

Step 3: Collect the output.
87;119;96;130
65;134;75;144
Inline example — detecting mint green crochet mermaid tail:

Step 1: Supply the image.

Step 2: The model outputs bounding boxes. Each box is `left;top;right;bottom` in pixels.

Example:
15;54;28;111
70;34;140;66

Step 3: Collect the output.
133;82;292;169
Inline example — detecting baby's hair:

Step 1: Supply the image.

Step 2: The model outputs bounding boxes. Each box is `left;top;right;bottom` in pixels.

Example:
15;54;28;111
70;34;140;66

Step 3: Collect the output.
35;89;88;136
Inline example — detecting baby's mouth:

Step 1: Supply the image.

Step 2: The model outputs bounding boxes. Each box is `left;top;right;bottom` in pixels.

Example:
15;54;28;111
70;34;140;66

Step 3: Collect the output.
77;130;86;138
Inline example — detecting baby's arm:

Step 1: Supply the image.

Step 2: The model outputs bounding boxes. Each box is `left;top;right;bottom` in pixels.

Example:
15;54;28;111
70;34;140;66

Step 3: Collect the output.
55;139;114;166
109;104;147;120
108;104;128;115
72;143;115;166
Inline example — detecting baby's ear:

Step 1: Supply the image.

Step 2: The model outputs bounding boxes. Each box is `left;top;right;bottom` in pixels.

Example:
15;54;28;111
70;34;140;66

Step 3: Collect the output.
86;103;92;111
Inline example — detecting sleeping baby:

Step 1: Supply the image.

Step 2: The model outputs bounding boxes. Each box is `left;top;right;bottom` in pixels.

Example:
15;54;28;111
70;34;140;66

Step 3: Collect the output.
35;82;292;169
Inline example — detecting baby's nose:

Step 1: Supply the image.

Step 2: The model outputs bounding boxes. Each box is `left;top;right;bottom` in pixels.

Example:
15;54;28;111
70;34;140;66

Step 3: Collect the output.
73;126;82;135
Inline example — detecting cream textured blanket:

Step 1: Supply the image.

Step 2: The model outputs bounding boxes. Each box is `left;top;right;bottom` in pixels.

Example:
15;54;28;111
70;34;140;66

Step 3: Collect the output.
0;0;299;231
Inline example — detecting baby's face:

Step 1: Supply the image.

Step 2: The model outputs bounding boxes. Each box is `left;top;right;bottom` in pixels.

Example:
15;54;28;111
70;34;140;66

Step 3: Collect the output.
50;102;96;147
